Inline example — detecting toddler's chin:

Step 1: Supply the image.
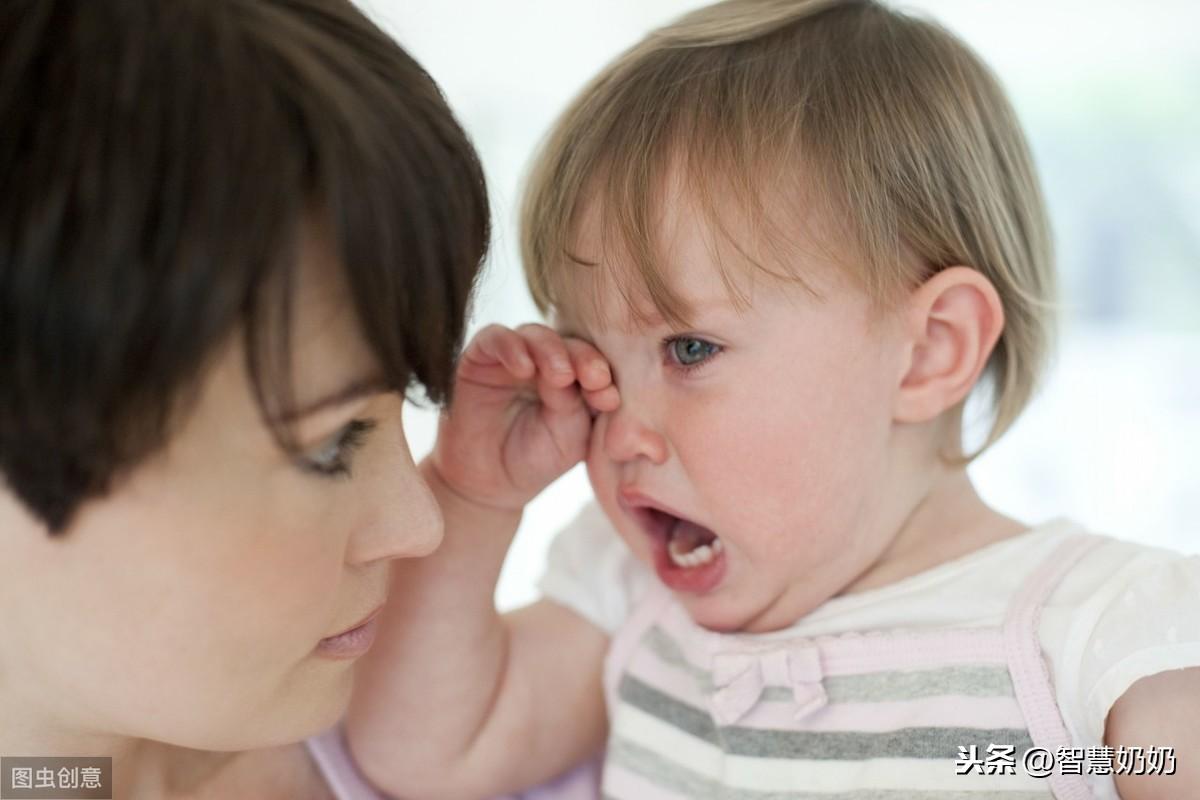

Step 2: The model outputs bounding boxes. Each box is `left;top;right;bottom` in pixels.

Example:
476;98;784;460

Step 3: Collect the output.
683;587;810;635
677;594;757;634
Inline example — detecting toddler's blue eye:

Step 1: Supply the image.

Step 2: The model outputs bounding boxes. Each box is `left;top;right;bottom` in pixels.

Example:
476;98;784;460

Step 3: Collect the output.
668;337;719;367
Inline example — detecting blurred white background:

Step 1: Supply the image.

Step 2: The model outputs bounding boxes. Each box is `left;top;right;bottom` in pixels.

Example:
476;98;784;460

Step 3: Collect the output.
359;0;1200;609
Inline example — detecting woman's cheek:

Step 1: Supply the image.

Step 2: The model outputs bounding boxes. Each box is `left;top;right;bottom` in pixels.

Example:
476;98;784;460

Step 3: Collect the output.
212;510;344;650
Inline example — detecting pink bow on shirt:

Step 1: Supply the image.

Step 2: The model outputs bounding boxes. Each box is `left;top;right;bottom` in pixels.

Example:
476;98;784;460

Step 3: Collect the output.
709;643;827;726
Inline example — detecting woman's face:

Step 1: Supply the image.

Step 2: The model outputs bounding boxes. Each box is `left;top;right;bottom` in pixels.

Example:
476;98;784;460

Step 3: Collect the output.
0;225;443;750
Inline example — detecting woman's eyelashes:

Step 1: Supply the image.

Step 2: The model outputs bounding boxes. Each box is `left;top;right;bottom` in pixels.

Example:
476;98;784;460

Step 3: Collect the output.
663;335;722;372
302;419;377;478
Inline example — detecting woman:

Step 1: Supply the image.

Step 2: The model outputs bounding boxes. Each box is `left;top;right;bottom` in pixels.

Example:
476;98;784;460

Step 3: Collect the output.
0;1;487;796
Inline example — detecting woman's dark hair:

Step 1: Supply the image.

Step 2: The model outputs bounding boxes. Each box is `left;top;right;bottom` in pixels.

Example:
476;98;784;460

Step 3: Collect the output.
0;0;490;532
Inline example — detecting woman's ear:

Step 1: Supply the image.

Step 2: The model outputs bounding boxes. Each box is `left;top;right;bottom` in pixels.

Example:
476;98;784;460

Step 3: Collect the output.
894;266;1005;424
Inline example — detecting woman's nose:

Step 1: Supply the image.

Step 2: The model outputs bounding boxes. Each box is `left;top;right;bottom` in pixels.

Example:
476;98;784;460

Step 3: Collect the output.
345;422;443;566
602;400;668;465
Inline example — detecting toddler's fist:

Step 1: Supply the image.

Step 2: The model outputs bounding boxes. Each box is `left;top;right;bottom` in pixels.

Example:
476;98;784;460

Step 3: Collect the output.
429;324;618;513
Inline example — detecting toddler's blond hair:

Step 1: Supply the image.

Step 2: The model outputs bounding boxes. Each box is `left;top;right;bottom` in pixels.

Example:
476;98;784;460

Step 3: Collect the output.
521;0;1054;455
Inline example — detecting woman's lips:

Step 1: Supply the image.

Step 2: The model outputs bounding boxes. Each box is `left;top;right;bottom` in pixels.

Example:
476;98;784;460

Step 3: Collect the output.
316;605;383;659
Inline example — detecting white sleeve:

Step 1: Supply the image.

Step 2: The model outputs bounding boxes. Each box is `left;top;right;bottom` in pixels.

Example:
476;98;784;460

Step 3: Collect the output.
536;500;651;635
1047;542;1200;744
1081;553;1200;738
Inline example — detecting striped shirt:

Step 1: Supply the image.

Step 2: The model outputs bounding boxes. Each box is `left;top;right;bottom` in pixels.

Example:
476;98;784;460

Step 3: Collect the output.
599;534;1102;799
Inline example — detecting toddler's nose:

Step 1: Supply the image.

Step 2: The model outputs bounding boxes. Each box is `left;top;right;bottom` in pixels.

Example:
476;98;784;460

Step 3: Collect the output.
602;402;668;465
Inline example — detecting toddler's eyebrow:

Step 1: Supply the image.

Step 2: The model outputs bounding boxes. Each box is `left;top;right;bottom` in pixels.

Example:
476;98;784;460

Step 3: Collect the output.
552;297;736;341
634;298;737;330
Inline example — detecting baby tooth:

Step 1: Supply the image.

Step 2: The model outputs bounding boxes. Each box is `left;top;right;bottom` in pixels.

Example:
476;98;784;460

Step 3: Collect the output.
667;537;722;569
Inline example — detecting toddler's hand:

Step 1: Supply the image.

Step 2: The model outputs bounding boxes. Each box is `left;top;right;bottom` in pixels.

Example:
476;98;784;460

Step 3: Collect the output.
429;324;618;513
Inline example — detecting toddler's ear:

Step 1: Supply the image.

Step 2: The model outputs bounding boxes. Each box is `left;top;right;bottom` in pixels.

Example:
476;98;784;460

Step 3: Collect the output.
893;266;1004;424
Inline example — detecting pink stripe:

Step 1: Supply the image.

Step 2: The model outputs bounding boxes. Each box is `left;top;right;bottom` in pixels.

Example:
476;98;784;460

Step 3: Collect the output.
738;695;1028;733
1004;532;1100;800
603;763;693;800
814;629;1009;675
656;600;1010;678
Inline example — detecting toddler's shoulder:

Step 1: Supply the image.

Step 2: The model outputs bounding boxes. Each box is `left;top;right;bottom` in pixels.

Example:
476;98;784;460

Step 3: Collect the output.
1039;522;1200;745
537;501;653;635
1045;524;1198;630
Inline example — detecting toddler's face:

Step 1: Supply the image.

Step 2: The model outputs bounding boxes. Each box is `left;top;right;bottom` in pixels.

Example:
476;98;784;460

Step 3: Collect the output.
563;193;914;633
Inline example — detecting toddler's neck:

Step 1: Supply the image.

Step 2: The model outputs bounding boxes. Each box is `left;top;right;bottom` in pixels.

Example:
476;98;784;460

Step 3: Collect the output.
837;470;1026;598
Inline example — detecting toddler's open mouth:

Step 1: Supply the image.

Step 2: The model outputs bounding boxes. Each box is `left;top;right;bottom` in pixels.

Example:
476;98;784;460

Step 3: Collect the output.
665;516;724;568
619;495;728;594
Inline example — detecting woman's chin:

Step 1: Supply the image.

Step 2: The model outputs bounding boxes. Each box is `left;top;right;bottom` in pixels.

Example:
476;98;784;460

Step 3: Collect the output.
241;665;356;747
299;666;356;734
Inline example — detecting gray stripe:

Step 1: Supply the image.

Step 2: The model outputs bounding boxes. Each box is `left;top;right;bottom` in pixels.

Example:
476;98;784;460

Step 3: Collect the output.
608;736;722;799
644;626;1015;703
618;675;1035;760
724;725;1037;761
609;737;1053;800
620;674;717;742
827;666;1016;704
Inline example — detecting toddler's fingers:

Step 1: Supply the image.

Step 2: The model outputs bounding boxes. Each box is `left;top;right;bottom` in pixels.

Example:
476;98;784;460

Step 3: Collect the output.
583;384;620;414
467;324;535;380
536;370;585;415
564;338;613;392
516;323;576;389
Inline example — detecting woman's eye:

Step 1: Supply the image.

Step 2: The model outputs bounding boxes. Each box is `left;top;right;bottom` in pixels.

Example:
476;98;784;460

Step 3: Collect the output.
666;336;720;369
303;419;376;478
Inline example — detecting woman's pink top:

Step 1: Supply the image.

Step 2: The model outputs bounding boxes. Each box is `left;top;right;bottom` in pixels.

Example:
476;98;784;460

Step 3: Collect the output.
305;726;601;800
